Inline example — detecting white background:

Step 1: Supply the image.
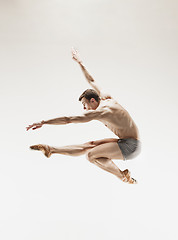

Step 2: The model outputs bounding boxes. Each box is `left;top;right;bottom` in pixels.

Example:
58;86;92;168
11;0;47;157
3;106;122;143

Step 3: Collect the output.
0;0;178;239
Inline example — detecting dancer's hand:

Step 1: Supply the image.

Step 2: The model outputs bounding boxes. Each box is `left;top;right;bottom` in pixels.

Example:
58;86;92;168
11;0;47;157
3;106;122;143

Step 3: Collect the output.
26;120;44;131
71;47;82;64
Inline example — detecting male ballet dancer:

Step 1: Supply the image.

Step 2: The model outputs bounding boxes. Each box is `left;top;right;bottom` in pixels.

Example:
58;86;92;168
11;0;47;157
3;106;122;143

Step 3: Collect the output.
26;48;141;184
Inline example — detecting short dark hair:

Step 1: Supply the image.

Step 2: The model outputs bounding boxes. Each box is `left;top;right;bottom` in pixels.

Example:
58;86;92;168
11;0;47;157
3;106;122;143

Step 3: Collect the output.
79;89;100;102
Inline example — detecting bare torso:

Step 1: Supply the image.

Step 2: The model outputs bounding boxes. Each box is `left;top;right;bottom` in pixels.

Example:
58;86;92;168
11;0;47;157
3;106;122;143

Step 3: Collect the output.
98;98;140;140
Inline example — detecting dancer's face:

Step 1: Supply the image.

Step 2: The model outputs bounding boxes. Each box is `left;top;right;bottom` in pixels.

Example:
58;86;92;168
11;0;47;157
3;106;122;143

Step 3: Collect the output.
81;97;100;111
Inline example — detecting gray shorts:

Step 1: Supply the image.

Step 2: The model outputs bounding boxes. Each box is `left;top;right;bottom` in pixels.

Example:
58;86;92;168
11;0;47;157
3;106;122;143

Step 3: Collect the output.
117;138;141;160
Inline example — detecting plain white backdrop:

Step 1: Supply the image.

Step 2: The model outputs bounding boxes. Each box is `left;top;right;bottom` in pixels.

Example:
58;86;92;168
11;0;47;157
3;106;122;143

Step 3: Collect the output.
0;0;178;239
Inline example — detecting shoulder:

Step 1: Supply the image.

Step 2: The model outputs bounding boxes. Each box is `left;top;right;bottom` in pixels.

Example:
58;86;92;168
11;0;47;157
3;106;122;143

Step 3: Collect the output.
99;99;125;115
100;92;112;100
99;98;118;108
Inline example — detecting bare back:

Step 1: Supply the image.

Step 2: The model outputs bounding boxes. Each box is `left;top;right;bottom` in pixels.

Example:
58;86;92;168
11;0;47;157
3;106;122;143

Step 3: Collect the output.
98;98;140;140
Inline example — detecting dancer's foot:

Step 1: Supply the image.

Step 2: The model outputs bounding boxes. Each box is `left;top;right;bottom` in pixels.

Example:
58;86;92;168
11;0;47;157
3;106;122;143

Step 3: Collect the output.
122;169;137;184
30;144;52;158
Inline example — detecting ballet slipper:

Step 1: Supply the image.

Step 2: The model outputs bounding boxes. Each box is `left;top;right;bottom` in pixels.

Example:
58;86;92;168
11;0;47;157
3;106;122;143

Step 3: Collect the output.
30;144;51;158
122;169;137;184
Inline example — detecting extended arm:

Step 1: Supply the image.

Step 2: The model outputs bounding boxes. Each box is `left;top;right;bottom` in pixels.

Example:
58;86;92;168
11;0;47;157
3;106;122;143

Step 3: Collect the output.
71;48;112;100
26;108;108;131
79;62;102;94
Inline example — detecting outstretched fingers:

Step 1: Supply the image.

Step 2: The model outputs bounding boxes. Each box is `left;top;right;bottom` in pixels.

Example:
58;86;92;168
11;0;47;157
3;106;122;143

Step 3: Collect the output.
26;124;34;131
71;47;81;63
26;122;43;131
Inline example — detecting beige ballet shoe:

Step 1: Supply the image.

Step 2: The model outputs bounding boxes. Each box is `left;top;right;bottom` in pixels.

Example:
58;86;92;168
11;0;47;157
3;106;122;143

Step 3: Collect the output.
122;169;137;184
30;144;51;158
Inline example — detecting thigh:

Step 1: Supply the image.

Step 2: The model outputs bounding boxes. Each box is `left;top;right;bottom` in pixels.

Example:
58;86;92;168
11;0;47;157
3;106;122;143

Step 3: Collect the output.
87;141;124;160
88;138;119;146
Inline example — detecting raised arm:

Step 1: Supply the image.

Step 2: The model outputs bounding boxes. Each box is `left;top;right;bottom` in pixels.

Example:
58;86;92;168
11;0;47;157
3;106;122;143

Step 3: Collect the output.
71;48;112;100
26;107;109;131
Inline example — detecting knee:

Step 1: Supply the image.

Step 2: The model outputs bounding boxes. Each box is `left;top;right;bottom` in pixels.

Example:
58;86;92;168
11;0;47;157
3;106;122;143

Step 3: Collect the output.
86;151;95;163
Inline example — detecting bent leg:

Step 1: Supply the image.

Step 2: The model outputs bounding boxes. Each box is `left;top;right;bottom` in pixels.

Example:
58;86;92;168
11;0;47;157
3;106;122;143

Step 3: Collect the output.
93;158;137;184
93;157;124;179
86;142;137;183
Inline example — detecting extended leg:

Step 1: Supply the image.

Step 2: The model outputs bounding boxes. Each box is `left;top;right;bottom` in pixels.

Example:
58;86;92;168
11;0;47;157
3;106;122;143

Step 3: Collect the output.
30;138;119;158
51;138;119;156
50;143;95;156
30;142;96;158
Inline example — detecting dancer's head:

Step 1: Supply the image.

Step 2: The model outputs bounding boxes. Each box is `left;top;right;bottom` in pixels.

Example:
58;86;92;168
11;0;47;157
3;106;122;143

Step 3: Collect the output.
79;89;100;110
